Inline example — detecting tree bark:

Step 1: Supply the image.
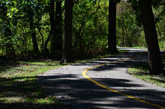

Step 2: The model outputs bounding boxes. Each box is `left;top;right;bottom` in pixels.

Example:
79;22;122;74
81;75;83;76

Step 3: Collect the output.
30;19;39;53
50;0;56;57
61;0;74;63
27;0;39;53
139;0;164;75
54;0;62;59
108;0;117;53
44;31;52;52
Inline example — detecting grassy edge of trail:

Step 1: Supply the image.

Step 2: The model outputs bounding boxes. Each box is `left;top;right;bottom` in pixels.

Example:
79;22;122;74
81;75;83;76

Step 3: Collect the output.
0;52;116;109
3;49;164;108
128;53;165;88
0;60;66;108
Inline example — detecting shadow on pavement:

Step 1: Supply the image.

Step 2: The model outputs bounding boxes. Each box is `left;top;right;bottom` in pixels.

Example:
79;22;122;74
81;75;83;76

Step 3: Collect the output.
1;51;164;108
38;73;165;109
36;51;165;108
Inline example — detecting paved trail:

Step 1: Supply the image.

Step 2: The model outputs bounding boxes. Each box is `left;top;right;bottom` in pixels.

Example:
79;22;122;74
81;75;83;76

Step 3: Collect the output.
38;48;165;109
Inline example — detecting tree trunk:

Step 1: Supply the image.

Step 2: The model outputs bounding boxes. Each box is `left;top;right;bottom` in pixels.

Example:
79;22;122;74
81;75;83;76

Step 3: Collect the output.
27;0;39;53
61;0;74;63
50;0;56;58
37;15;44;52
54;1;62;59
30;19;39;53
139;0;164;75
44;31;51;52
108;0;117;53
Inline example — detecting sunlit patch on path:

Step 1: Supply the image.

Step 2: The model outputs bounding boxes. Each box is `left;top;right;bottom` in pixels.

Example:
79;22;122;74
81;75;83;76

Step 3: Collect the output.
82;55;164;108
38;48;165;108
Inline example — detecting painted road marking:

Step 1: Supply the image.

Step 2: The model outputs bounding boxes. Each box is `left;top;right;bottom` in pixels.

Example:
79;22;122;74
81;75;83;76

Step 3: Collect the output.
82;56;164;108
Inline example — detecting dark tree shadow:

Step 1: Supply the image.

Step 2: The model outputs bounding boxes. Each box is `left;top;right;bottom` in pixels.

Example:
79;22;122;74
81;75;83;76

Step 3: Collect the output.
37;74;165;109
1;51;165;109
36;51;165;108
0;76;67;109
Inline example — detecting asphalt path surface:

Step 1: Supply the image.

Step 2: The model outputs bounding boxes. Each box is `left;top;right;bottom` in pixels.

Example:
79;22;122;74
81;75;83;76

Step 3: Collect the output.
38;48;165;109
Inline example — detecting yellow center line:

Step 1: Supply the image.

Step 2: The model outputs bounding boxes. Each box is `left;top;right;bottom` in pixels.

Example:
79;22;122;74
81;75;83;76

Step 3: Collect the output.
82;56;164;108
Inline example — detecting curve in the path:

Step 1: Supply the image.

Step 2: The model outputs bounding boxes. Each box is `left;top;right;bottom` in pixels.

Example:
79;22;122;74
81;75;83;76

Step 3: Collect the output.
38;49;165;109
82;56;164;108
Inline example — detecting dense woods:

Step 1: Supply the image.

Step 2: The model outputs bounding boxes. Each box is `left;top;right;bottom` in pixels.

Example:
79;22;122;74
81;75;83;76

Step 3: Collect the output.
0;0;164;74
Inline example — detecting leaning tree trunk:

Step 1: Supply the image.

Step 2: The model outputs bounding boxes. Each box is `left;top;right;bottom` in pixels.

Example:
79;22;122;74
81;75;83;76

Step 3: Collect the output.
54;0;62;59
61;0;74;63
139;0;164;75
44;0;55;53
108;0;117;54
27;0;39;53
